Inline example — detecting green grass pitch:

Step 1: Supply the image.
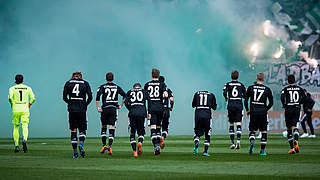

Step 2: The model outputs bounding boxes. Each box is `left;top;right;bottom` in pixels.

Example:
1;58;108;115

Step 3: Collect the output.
0;135;319;180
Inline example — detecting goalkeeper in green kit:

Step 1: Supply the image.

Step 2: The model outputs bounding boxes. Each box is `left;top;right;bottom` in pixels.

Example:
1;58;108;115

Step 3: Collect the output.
8;74;35;152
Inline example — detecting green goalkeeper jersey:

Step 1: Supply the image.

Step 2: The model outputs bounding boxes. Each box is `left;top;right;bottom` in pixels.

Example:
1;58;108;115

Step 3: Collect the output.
8;84;35;112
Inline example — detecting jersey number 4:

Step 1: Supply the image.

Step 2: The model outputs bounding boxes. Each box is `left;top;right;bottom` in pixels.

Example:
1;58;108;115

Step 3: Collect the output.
72;84;80;96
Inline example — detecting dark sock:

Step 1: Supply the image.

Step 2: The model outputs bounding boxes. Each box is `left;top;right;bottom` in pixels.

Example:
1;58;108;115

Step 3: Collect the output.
307;116;315;135
151;129;157;148
301;120;307;133
229;126;235;144
162;131;168;139
249;131;255;145
79;131;86;145
204;144;209;153
101;127;107;146
287;130;294;149
194;135;199;149
310;125;315;135
130;135;136;152
156;128;161;146
138;135;144;143
310;128;315;135
236;125;242;142
109;129;115;147
261;133;267;152
204;133;210;153
71;132;77;153
293;128;299;142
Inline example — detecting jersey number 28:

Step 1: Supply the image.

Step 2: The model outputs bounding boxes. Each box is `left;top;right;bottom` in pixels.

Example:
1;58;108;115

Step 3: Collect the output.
148;86;159;98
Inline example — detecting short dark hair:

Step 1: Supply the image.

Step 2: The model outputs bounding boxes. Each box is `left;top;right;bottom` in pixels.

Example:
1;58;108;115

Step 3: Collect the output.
256;72;265;81
159;76;165;83
231;70;239;80
288;74;295;84
71;72;82;80
15;74;23;84
133;83;141;88
152;68;160;78
106;72;114;81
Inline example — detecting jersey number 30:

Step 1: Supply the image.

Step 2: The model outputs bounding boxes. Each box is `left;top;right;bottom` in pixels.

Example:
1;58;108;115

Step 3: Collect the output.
130;91;143;102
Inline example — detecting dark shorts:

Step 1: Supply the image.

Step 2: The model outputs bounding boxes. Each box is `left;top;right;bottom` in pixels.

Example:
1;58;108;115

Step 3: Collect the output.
228;109;243;123
101;108;117;126
162;117;169;131
285;107;300;128
249;113;268;132
162;108;170;131
194;116;211;137
302;111;312;122
129;116;145;136
163;108;170;119
69;112;87;130
150;111;163;126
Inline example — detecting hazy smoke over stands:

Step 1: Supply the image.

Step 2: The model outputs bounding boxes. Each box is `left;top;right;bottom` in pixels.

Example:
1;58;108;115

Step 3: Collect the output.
0;0;272;137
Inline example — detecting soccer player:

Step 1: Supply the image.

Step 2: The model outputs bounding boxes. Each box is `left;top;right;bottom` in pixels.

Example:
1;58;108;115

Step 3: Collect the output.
281;74;306;154
144;68;167;155
63;72;92;158
159;76;174;149
124;83;150;157
192;90;217;156
8;74;35;153
96;72;126;155
300;89;316;138
244;72;273;156
223;70;246;149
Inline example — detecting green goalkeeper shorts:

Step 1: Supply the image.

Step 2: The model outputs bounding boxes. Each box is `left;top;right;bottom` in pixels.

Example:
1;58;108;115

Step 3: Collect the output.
12;112;30;126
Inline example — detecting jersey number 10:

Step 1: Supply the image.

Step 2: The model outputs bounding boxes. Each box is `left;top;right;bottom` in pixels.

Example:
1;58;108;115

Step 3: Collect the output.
289;91;299;102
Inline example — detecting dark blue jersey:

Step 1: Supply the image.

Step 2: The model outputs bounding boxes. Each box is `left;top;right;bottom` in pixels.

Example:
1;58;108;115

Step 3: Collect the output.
192;91;217;119
281;85;306;110
245;84;273;114
223;81;246;110
96;82;126;109
125;88;150;118
144;80;167;112
63;78;92;112
303;93;315;113
163;88;173;108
